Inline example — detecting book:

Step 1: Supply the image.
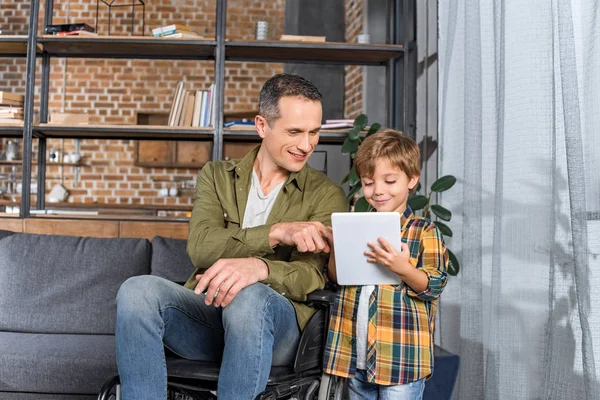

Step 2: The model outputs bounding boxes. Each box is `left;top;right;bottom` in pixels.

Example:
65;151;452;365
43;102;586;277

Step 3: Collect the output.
0;112;24;119
152;24;196;37
49;112;89;125
55;30;99;37
325;119;354;124
321;122;353;129
224;121;255;128
280;34;326;42
0;91;25;104
168;82;185;126
160;31;201;39
183;91;196;127
45;23;95;34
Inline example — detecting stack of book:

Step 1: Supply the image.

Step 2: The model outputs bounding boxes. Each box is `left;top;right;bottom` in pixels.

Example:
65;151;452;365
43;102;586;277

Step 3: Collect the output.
44;23;97;37
152;24;200;39
0;92;24;124
167;82;215;128
321;119;354;129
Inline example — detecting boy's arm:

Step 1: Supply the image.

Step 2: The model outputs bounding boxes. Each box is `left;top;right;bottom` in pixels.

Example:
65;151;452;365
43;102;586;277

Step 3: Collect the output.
405;223;449;301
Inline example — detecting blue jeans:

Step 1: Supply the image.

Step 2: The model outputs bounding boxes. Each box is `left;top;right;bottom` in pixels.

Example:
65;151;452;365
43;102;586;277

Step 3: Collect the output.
348;369;425;400
115;275;300;400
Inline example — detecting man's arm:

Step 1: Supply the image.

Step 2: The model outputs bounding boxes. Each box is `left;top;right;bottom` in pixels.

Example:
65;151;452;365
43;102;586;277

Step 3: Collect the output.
259;185;348;301
186;162;275;271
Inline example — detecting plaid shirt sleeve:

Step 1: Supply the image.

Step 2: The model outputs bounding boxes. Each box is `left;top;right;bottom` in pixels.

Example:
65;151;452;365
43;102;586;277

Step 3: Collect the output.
405;223;448;301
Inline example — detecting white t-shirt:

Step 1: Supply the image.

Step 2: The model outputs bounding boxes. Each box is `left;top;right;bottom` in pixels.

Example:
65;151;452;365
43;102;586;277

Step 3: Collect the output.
242;170;284;229
356;284;376;369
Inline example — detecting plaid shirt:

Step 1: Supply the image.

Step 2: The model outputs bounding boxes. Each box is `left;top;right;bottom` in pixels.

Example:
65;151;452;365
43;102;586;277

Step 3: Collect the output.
323;206;448;385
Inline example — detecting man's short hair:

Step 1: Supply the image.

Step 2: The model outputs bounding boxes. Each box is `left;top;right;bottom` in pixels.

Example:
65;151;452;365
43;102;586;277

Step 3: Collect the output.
258;73;322;124
354;129;421;194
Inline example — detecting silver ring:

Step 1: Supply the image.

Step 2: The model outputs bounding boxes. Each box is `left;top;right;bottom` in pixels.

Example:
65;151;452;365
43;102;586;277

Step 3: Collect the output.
213;288;220;298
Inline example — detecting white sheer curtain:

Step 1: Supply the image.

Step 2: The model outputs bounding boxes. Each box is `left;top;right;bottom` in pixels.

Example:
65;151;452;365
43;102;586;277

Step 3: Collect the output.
438;1;600;399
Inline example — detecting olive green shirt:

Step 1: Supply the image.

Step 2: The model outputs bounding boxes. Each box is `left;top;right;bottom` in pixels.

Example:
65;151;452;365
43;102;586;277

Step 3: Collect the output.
184;146;348;330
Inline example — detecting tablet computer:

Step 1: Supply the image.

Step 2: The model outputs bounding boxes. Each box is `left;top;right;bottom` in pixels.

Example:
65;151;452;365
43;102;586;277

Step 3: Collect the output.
331;212;403;285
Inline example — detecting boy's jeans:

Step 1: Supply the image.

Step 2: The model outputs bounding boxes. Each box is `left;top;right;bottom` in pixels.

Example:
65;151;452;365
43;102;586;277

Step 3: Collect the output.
349;369;425;400
115;275;300;400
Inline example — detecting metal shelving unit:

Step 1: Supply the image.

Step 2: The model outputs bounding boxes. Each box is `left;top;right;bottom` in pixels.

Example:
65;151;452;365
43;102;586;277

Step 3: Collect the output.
6;0;416;218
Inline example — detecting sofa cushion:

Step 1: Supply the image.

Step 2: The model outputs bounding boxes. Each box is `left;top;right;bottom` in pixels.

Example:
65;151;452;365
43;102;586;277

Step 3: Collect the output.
0;233;150;334
0;229;15;240
151;236;196;283
0;331;116;395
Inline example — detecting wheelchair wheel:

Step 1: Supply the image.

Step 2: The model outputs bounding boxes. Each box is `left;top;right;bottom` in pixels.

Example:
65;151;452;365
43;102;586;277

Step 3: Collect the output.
316;373;346;400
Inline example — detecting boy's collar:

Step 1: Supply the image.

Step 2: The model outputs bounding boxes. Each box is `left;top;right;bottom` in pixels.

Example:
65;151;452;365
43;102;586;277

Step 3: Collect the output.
400;205;414;229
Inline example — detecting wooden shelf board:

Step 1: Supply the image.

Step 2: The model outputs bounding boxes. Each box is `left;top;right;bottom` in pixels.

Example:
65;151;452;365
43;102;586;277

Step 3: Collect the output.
0;123;24;138
225;40;404;65
0;160;88;166
35;124;215;140
0;35;28;56
38;35;217;59
0;35;43;56
222;128;350;144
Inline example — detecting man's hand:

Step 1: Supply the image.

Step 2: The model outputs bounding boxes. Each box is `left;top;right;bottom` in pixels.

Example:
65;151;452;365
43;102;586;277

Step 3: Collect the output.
193;257;269;307
269;221;333;253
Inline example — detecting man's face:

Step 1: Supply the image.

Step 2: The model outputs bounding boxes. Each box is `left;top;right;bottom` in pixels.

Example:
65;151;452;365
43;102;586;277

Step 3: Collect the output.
256;96;322;173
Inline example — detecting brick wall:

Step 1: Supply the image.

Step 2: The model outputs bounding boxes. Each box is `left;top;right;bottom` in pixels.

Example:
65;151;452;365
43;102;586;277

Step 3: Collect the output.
344;0;363;119
1;0;364;210
0;0;284;210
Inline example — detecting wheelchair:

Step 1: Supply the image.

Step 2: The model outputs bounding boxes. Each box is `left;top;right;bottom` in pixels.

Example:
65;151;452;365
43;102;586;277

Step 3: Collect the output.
97;290;346;400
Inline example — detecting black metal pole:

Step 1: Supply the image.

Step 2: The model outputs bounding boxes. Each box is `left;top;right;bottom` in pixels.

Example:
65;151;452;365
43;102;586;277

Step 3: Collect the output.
212;0;227;161
21;0;41;218
37;0;54;210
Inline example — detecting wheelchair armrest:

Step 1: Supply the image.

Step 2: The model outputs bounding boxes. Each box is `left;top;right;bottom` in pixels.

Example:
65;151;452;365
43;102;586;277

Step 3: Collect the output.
306;289;337;305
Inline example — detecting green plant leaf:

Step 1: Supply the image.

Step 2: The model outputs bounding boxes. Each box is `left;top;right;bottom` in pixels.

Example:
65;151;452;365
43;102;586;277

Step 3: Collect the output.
354;196;372;212
348;127;361;141
347;183;362;200
431;175;457;192
447;249;460;276
431;204;451;221
342;136;360;155
353;114;368;131
415;182;422;193
341;173;349;185
366;122;381;137
433;220;453;237
407;195;428;211
347;165;359;186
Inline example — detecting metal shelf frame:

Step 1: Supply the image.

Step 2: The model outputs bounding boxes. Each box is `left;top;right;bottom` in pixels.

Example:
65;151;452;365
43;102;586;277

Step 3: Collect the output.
9;0;416;218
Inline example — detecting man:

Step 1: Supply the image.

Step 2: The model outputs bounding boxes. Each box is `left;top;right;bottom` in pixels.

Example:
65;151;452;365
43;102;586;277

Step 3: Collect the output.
115;73;348;399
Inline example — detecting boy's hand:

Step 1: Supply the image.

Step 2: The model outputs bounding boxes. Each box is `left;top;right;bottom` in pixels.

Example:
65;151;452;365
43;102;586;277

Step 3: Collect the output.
365;238;412;276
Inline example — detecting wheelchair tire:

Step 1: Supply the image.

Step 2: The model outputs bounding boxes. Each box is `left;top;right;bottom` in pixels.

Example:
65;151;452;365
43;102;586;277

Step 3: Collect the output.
317;373;346;400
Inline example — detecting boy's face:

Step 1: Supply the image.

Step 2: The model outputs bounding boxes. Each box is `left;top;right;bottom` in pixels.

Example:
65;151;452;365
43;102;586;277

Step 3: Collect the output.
361;159;419;214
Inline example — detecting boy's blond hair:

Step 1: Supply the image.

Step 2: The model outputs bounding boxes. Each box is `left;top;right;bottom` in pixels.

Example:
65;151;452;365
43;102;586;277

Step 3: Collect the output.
354;129;421;194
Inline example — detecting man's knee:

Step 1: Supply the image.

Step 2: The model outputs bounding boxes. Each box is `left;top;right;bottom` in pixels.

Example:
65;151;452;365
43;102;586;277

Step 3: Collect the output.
222;283;277;326
117;275;168;316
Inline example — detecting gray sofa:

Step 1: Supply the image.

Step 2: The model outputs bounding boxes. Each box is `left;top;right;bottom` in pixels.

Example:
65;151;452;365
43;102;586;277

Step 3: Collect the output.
0;229;195;400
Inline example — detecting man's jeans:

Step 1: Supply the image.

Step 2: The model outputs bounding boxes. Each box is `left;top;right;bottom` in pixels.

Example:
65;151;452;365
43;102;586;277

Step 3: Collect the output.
115;275;301;400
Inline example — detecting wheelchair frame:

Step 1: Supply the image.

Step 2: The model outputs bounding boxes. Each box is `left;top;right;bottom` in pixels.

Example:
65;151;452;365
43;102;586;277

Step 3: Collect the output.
97;290;345;400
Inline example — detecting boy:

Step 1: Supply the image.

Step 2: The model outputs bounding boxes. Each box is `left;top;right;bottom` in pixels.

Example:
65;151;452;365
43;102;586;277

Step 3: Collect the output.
323;129;448;399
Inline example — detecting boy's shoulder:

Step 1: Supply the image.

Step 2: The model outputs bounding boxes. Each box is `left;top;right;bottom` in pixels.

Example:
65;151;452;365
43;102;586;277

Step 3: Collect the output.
405;214;439;235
